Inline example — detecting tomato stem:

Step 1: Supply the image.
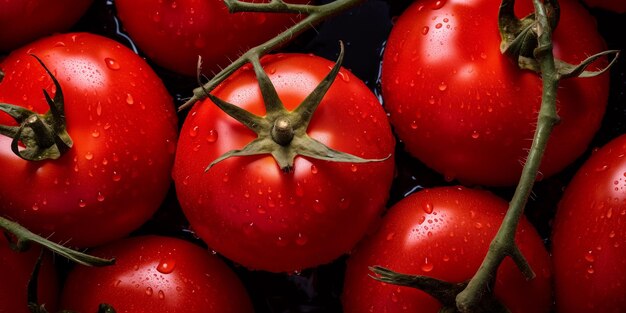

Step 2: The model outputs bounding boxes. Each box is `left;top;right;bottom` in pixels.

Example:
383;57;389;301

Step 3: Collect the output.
179;0;365;111
0;216;114;267
456;0;582;311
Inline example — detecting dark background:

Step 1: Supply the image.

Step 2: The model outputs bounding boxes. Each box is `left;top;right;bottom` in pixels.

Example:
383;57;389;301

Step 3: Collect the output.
56;0;626;312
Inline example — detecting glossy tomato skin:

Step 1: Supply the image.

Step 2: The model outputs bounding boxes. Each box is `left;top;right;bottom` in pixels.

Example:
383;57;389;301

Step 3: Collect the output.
583;0;626;13
173;53;395;272
61;235;254;313
343;186;552;313
552;134;626;313
0;33;178;247
115;0;309;76
382;0;609;186
0;237;59;313
0;0;93;52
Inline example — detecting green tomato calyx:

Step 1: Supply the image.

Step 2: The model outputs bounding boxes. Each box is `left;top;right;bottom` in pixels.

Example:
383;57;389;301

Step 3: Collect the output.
201;41;390;173
0;55;73;161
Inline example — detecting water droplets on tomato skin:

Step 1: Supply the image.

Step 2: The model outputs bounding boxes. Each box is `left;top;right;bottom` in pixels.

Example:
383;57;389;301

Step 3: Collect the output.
104;58;120;70
156;258;177;274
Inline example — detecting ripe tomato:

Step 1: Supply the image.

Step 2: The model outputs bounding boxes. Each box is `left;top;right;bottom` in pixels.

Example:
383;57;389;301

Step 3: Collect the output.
382;0;609;186
0;0;93;52
173;53;395;272
583;0;626;13
114;0;309;76
343;186;552;313
0;33;178;247
60;235;254;313
551;134;626;313
0;237;59;313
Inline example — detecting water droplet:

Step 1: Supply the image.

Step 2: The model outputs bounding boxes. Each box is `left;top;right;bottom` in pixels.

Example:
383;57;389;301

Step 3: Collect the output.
338;71;350;82
431;0;446;9
474;222;483;229
156;258;177;274
152;11;162;22
438;82;447;91
295;183;305;197
471;131;480;139
596;165;608;172
78;200;87;208
443;17;449;23
313;199;325;213
112;172;122;182
421;257;434;272
295;233;308;246
585;251;595;263
410;121;418;129
97;192;105;202
350;164;358;172
114;280;122;287
105;58;120;70
423;202;434;214
32;203;39;211
126;93;134;105
206;129;218;143
158;290;165;300
243;222;257;236
170;1;177;8
189;125;199;137
587;266;595;274
422;26;429;35
145;287;153;296
435;23;443;29
91;130;100;138
310;165;318;174
85;152;94;160
275;236;287;247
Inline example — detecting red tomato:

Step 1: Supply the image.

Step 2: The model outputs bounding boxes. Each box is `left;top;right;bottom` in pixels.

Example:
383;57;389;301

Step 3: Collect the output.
115;0;309;76
60;235;254;313
0;237;59;313
552;134;626;313
0;33;178;247
173;53;395;272
583;0;626;13
343;186;553;313
382;0;609;186
0;0;93;52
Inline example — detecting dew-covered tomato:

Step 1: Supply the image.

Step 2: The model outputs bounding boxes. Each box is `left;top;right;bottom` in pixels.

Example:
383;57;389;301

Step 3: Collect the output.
382;0;609;186
0;237;59;313
60;235;254;313
173;53;395;272
343;186;552;313
552;134;626;313
115;0;309;76
0;0;93;52
0;33;178;247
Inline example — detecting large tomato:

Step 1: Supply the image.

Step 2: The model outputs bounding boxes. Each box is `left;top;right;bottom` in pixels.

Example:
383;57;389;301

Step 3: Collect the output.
382;0;609;186
551;134;626;313
0;237;59;313
61;235;254;313
0;33;178;247
0;0;93;52
173;53;395;272
343;186;552;313
115;0;309;76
